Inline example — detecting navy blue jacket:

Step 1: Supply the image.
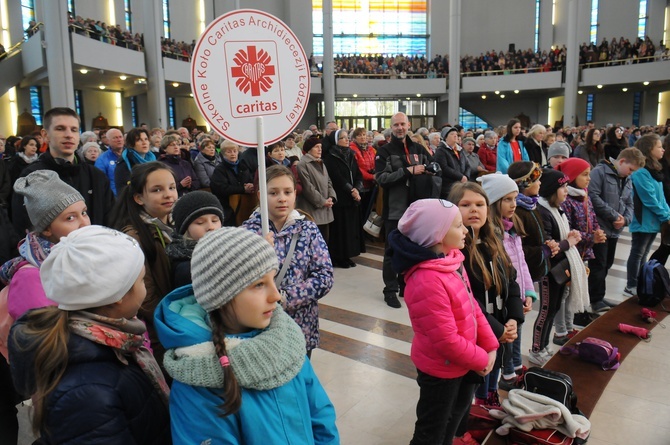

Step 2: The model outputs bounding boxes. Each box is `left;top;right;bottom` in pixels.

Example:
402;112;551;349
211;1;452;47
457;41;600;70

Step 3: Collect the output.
9;314;171;445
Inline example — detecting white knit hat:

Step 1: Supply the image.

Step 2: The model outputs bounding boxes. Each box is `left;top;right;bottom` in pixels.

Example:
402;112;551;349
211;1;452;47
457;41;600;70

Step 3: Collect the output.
40;225;145;311
477;172;519;204
191;227;278;312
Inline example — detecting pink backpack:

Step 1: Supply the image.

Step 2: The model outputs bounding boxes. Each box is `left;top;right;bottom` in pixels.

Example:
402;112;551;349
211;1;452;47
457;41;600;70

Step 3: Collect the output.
559;337;620;370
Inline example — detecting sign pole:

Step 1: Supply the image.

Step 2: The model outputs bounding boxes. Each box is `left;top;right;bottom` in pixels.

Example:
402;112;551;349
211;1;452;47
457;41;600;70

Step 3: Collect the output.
256;116;269;236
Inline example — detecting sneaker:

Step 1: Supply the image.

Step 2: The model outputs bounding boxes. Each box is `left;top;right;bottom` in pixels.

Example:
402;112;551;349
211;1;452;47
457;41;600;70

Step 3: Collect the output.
384;293;401;308
515;365;528;376
603;298;619;308
453;432;480;445
528;349;551;366
486;391;501;407
498;375;522;391
623;287;636;298
552;329;579;346
591;300;610;313
542;346;554;356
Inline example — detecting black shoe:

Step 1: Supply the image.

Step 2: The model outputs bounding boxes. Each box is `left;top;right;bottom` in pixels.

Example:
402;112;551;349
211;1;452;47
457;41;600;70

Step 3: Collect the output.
346;259;357;267
384;294;401;308
573;311;599;327
333;259;350;269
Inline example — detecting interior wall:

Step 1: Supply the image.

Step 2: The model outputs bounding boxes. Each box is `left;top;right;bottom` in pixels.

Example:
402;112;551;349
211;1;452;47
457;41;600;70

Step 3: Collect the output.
82;89;123;129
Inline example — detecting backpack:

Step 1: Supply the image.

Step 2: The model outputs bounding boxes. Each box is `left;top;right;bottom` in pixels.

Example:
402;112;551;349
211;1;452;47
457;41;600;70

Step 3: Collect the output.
636;259;670;307
559;337;621;371
523;367;579;414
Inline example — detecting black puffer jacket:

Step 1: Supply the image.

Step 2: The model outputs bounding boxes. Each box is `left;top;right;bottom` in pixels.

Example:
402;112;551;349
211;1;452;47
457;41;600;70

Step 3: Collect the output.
9;315;171;445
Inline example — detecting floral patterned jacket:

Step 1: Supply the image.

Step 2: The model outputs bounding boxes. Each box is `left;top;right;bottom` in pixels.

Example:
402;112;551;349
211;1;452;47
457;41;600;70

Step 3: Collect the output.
243;210;334;351
561;187;601;260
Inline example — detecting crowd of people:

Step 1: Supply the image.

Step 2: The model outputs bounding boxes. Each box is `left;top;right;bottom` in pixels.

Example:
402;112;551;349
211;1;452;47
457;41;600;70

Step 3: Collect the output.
161;37;195;61
67;15;143;51
1;106;669;444
310;34;668;78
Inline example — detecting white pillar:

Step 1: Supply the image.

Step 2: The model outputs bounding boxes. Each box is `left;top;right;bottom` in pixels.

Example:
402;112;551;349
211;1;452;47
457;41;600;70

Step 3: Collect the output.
42;0;75;109
563;0;581;127
142;0;168;129
322;0;335;124
447;0;461;126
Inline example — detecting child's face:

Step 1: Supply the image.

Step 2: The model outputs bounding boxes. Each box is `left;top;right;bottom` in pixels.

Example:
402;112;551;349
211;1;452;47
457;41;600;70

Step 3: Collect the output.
457;190;488;234
266;175;296;222
524;179;541;196
616;159;639;177
269;146;286;162
114;266;147;319
549;155;567;168
134;169;178;222
42;201;90;242
226;271;281;333
441;212;467;252
651;139;664;161
573;168;591;189
555;184;569;205
187;214;222;241
499;191;518;219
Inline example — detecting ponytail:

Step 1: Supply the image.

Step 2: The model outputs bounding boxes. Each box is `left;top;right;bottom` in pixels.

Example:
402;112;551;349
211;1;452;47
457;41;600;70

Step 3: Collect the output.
12;307;70;435
209;309;242;417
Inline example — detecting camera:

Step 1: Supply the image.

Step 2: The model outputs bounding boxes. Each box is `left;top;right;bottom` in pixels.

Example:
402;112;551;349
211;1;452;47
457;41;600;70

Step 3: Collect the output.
424;162;441;175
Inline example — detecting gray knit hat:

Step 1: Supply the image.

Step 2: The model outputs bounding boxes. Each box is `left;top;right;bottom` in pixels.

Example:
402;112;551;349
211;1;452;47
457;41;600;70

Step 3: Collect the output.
547;141;571;160
13;170;85;233
191;227;279;312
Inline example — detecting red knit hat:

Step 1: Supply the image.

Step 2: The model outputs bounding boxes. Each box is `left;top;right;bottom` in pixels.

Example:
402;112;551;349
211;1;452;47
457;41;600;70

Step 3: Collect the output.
556;158;590;182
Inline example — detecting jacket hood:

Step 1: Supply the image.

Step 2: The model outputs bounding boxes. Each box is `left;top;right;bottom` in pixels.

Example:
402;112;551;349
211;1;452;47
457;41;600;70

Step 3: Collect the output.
388;229;442;274
154;284;212;351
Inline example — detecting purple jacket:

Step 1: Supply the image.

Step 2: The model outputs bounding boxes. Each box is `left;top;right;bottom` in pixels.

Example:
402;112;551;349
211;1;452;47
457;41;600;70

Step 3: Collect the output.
561;188;601;260
502;227;537;302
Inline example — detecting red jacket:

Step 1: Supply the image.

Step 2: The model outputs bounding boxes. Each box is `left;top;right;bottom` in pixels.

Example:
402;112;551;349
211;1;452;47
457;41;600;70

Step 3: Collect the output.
404;249;499;379
478;144;498;172
349;142;376;190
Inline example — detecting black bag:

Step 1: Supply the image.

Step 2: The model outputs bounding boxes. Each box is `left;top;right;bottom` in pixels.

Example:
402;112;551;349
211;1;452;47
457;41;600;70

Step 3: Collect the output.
549;258;571;286
636;259;670;307
523;367;579;414
408;171;442;203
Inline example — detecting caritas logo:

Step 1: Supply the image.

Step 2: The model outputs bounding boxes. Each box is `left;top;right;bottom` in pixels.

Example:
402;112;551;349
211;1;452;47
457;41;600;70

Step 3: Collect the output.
226;41;282;118
231;46;276;97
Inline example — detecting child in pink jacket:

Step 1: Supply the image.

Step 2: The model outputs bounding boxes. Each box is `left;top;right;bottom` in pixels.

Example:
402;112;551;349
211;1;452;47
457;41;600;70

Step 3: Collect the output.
388;199;499;445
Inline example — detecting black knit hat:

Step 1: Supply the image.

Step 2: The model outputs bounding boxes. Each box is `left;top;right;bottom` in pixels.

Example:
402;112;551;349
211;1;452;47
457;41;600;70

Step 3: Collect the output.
302;137;322;154
172;191;225;235
538;168;569;198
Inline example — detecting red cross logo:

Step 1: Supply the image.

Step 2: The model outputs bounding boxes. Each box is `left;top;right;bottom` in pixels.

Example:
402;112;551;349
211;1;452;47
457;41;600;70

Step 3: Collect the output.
230;45;276;97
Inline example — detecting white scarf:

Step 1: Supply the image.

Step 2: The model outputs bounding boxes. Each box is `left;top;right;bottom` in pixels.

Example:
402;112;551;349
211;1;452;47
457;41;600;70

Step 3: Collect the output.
538;197;590;313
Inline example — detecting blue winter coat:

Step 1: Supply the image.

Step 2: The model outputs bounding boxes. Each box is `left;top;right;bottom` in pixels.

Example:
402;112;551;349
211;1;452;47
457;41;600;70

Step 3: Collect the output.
153;286;339;445
8;314;171;445
630;167;670;233
496;139;529;174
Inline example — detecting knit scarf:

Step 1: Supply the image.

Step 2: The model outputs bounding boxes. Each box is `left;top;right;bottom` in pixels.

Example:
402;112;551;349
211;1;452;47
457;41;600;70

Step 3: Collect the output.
139;211;174;246
0;233;53;285
163;306;306;391
69;311;170;404
17;152;39;164
567;185;586;198
121;148;156;171
224;158;239;175
516;193;538;211
537;197;590;313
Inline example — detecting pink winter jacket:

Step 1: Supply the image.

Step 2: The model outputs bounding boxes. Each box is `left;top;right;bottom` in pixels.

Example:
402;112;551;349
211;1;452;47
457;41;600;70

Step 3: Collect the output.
404;249;499;379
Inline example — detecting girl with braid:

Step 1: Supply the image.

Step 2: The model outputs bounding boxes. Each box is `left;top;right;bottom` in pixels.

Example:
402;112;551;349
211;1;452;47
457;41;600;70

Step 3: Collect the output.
154;227;338;444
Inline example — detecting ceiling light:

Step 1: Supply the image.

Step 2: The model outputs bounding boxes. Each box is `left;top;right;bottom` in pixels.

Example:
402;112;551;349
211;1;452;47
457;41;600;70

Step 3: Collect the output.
514;90;519;94
99;85;106;90
643;81;650;86
189;93;193;97
119;75;127;80
622;87;628;92
416;93;421;97
80;69;88;74
597;84;603;89
578;90;583;94
500;94;505;98
405;97;410;100
481;95;487;99
172;82;179;87
494;90;500;95
352;93;358;98
343;97;347;101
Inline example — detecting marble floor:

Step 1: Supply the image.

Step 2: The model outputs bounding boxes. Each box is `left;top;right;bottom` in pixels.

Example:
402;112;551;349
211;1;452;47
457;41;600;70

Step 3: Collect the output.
16;229;670;444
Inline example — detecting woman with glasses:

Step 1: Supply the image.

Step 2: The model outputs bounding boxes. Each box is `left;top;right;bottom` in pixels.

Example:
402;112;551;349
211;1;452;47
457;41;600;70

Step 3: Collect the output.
323;130;363;268
604;126;628;160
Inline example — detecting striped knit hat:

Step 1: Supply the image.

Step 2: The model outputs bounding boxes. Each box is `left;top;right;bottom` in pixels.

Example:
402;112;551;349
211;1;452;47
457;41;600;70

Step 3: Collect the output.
191;227;278;312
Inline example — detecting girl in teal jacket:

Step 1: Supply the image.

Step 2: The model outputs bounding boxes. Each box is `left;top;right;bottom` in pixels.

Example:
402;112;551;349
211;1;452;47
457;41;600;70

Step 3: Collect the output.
154;227;339;445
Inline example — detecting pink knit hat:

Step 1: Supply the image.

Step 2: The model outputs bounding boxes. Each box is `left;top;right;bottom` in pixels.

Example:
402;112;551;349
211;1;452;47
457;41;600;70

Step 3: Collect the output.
398;199;460;248
556;157;590;182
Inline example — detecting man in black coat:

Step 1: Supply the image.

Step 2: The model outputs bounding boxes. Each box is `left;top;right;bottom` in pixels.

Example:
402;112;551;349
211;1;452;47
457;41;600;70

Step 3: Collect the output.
374;112;430;308
11;107;114;234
